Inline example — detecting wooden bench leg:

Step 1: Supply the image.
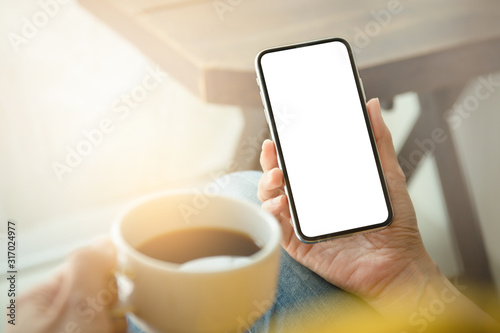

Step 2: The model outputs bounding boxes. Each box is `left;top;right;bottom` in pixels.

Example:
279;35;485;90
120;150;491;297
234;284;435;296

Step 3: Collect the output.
417;86;494;287
398;85;495;301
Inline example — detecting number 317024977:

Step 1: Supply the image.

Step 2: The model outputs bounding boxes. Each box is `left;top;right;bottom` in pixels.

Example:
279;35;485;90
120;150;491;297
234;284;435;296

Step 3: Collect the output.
7;221;16;269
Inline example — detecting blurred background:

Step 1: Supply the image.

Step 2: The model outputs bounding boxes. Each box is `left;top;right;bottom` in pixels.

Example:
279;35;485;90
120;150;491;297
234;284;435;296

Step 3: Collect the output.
1;0;499;321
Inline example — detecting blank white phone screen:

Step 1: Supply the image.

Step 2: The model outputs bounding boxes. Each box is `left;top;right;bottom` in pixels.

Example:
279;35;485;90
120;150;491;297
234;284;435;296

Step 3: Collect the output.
260;41;389;238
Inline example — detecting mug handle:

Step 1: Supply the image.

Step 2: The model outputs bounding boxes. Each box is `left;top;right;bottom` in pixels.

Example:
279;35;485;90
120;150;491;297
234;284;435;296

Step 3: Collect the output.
110;264;137;318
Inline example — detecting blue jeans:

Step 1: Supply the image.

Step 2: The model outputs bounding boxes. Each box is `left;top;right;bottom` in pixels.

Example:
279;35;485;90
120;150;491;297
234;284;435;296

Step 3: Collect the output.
128;171;373;332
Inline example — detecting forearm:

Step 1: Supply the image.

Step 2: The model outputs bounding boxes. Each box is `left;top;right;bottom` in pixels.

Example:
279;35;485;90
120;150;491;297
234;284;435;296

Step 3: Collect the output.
368;259;499;331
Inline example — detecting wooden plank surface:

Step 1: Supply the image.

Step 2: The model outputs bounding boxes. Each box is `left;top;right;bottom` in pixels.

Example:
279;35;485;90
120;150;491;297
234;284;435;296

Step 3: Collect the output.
78;0;500;105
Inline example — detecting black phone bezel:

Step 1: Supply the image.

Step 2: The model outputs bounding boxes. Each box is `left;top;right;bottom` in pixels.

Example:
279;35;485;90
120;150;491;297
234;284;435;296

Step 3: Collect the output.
255;37;393;243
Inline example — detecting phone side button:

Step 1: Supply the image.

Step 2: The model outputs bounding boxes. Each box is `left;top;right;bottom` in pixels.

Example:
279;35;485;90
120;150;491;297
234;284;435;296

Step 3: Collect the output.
264;109;270;124
260;91;266;107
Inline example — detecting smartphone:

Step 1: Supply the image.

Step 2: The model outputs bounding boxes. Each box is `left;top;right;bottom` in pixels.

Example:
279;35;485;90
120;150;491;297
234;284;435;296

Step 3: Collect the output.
255;37;393;243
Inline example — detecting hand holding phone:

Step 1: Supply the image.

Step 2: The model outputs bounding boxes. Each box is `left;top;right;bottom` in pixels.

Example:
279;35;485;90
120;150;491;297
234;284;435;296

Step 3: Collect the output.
257;98;433;312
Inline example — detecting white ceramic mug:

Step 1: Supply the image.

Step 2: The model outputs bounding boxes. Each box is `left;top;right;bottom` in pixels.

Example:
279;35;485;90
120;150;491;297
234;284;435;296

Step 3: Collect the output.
111;190;282;333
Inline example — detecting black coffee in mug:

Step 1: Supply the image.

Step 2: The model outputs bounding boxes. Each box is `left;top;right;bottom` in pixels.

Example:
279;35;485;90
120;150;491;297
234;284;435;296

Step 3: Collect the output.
136;227;262;264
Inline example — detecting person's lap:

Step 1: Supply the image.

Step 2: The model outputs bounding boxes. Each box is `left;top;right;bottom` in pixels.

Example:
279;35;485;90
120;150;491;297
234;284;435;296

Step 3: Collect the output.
128;171;373;332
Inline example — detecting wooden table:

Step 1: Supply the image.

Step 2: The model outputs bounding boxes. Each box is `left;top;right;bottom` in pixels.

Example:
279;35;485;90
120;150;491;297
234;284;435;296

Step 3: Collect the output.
78;0;500;295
